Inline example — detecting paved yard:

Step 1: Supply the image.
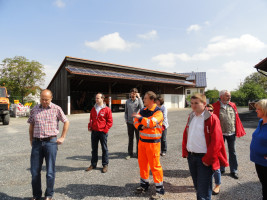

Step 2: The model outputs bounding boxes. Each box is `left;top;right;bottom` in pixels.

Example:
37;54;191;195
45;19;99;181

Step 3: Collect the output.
0;108;262;199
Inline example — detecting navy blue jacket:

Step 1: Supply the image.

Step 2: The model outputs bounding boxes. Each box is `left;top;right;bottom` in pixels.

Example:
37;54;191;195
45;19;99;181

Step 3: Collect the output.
250;119;267;167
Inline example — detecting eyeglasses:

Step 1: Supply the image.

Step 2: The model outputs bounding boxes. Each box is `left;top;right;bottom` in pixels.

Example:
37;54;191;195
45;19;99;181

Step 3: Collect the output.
208;109;213;112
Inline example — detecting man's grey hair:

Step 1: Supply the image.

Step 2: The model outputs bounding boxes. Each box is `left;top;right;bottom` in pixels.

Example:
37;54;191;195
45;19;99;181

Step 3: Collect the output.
219;90;230;97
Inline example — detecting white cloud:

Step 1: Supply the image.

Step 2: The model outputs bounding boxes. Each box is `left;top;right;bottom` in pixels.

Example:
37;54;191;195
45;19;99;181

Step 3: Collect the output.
209;36;226;43
202;34;266;58
151;53;178;68
152;34;266;67
187;24;201;33
204;21;210;26
54;0;66;8
207;60;254;75
85;32;138;52
207;60;255;91
138;30;158;40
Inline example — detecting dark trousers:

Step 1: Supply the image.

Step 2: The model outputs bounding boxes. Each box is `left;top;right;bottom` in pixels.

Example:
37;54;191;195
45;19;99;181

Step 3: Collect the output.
187;154;213;200
91;131;109;167
255;164;267;200
31;137;58;198
221;134;238;173
127;123;139;156
161;129;167;153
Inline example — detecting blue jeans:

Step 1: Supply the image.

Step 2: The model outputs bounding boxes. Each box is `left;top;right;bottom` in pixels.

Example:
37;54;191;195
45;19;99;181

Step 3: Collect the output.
31;138;58;198
187;154;213;200
161;129;167;153
91;131;109;167
213;169;221;185
221;134;238;173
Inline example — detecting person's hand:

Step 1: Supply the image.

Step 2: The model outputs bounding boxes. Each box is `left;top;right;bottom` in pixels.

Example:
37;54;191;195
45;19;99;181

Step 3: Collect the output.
132;113;141;119
264;156;267;160
88;127;92;132
136;93;140;98
30;139;32;147
57;137;65;145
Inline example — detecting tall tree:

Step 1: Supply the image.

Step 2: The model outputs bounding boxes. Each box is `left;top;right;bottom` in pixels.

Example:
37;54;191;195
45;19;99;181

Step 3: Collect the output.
243;72;267;91
205;89;219;104
0;56;45;103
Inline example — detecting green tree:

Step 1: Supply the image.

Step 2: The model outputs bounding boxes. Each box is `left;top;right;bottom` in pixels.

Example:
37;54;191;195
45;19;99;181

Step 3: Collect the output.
0;56;45;103
231;82;267;106
243;72;267;91
231;90;247;106
240;82;267;101
205;89;219;104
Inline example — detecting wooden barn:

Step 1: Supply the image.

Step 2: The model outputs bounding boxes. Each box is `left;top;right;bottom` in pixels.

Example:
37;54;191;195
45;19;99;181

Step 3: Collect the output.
47;56;195;114
255;57;267;76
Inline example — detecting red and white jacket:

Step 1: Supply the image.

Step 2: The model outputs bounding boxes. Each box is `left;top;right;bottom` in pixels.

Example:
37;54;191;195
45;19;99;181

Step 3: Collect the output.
88;104;113;134
182;109;229;170
212;101;246;138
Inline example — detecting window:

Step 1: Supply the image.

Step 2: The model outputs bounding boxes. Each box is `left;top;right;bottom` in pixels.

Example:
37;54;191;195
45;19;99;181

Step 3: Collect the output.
187;90;191;95
200;89;204;94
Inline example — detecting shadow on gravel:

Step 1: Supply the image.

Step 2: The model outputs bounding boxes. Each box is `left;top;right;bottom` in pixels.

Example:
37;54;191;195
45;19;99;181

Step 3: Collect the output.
164;181;195;193
163;169;191;178
0;192;28;200
66;152;129;162
55;183;151;199
26;165;87;172
238;110;258;129
66;155;91;161
217;181;262;200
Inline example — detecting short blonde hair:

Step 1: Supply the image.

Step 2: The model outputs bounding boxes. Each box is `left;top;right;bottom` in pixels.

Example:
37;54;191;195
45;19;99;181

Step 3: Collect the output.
207;104;214;109
191;93;206;104
255;99;267;116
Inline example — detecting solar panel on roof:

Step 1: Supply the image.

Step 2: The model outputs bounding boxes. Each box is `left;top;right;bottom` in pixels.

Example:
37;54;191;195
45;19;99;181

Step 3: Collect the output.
66;66;195;86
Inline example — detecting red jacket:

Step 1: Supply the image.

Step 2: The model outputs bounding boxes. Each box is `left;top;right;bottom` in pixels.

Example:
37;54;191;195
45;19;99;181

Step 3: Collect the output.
88;104;113;134
182;110;229;170
212;101;246;137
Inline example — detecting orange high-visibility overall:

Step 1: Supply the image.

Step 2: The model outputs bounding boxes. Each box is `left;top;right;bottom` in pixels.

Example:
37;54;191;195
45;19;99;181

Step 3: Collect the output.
134;104;164;191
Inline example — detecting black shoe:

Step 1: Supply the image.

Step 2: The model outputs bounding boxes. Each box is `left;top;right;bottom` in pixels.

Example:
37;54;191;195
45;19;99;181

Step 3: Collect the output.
136;182;150;194
230;172;239;179
136;186;148;194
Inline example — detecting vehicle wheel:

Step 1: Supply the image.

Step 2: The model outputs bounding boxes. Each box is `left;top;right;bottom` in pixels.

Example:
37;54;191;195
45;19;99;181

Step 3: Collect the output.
3;114;10;125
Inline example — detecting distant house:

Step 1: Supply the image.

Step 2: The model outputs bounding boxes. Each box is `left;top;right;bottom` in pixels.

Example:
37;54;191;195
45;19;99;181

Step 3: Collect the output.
180;72;207;97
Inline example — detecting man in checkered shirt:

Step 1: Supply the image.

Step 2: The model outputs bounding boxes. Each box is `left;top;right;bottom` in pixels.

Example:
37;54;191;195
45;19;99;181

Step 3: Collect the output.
28;89;69;200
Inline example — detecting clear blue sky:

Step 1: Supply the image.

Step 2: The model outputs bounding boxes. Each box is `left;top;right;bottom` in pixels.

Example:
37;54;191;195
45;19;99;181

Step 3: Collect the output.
1;0;267;91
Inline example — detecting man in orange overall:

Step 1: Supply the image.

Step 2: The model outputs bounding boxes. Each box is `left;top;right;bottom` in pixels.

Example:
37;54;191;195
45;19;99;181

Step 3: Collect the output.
132;91;164;200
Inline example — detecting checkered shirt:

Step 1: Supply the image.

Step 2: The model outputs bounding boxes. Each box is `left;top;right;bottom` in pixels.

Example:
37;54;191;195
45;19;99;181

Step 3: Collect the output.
27;102;68;138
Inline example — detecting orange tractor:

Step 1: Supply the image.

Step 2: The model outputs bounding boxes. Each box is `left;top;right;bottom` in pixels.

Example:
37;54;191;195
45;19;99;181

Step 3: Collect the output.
0;85;10;125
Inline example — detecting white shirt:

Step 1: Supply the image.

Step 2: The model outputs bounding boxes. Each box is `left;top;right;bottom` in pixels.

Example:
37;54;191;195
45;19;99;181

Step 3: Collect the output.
95;104;104;115
186;111;207;153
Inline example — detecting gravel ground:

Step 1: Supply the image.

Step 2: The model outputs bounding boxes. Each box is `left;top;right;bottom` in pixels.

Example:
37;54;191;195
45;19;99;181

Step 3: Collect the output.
0;108;262;200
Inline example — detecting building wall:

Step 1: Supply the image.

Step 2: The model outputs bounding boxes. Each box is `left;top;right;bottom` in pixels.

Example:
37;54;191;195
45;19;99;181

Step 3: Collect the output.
185;87;205;97
48;65;69;114
162;94;185;109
